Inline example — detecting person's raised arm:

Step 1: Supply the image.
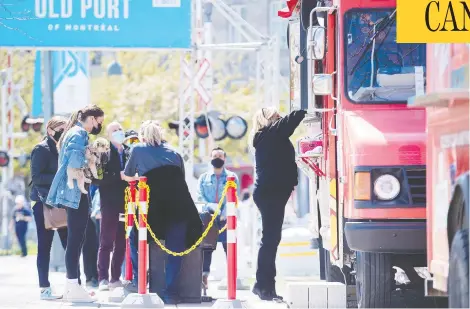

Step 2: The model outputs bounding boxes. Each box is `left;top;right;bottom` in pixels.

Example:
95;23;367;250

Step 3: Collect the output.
30;144;55;186
269;110;307;137
123;147;139;182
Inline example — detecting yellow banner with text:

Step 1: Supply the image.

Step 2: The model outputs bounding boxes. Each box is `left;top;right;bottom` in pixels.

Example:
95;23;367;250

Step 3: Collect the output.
397;0;470;43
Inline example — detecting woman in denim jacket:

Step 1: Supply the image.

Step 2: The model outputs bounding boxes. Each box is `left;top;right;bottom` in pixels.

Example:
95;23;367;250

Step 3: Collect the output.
46;105;105;303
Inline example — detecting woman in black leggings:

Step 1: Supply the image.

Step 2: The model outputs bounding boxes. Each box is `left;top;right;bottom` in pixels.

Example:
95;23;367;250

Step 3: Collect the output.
46;105;105;303
250;107;306;301
30;116;68;300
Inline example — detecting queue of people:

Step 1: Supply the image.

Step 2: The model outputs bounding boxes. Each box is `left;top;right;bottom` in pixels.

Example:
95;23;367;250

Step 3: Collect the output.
27;103;305;304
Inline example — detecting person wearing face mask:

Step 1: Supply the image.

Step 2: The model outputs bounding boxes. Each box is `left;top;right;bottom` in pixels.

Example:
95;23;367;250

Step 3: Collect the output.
196;147;239;290
47;105;105;303
30;116;69;300
93;121;129;291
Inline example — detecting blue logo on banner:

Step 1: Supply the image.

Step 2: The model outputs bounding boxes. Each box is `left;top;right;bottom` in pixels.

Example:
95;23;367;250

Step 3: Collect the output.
0;0;191;49
52;51;89;90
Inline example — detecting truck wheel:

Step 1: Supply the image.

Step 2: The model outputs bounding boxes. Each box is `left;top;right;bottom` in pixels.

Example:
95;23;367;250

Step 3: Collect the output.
322;247;354;284
355;252;393;308
448;229;469;308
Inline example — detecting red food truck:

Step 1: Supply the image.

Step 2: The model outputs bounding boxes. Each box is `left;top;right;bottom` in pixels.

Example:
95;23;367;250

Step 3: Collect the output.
409;43;469;308
279;0;429;307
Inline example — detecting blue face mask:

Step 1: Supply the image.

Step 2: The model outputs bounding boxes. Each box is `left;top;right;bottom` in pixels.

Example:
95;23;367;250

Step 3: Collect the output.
111;130;126;144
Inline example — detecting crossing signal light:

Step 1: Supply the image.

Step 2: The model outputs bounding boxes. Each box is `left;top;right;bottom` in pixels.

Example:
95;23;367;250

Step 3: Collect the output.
21;116;44;133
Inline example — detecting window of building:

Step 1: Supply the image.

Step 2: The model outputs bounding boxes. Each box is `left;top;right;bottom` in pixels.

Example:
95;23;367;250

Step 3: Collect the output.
269;1;289;49
228;5;248;43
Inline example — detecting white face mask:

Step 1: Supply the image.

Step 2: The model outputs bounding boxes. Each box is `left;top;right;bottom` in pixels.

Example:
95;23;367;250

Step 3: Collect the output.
111;130;125;144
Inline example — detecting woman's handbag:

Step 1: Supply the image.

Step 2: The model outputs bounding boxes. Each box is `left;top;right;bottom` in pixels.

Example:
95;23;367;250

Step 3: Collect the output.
38;191;67;230
43;204;67;230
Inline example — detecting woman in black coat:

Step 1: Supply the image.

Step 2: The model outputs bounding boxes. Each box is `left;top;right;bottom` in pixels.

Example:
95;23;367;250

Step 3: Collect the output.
250;107;307;300
30;116;68;300
123;120;202;304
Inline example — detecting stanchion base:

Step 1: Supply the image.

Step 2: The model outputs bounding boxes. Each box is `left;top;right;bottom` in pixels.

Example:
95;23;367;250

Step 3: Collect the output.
212;298;245;309
217;278;250;291
109;287;130;303
120;293;164;308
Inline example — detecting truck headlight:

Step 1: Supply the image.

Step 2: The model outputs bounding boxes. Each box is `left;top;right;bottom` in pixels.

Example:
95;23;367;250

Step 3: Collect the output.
373;174;400;200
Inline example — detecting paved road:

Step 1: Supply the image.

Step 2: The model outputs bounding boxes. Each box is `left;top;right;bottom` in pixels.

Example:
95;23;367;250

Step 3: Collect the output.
0;255;288;309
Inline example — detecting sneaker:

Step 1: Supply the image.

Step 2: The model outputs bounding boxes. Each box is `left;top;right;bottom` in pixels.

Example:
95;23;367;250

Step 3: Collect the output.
98;279;109;291
124;282;138;293
86;278;99;288
40;287;62;300
109;280;123;290
63;281;96;303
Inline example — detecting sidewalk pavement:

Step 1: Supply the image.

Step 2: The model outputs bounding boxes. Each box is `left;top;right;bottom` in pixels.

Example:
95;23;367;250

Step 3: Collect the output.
0;255;289;309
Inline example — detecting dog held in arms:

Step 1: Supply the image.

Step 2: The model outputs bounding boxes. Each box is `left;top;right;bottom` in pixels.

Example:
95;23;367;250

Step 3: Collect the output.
67;137;110;194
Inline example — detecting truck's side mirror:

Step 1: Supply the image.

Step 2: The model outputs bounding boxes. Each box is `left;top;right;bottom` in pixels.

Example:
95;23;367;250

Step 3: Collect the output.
310;26;326;60
312;74;333;96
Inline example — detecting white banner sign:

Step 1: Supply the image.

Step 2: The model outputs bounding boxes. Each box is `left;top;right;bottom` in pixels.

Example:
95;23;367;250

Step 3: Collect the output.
52;51;90;115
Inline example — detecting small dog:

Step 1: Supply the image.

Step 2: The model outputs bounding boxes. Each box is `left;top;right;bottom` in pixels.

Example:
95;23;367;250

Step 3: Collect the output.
67;137;110;194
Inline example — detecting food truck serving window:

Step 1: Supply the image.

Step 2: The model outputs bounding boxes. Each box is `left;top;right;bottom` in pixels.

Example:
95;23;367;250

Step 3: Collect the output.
344;9;427;104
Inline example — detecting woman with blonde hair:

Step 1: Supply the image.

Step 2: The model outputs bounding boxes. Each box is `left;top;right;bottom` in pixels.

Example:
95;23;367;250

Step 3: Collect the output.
250;107;306;301
30;116;68;300
122;120;202;304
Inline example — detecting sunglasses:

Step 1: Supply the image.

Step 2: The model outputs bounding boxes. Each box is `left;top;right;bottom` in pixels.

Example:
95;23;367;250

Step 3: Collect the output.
127;137;140;144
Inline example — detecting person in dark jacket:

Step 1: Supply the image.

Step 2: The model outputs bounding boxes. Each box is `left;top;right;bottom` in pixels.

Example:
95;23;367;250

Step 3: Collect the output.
30;116;68;300
94;121;129;291
251;107;306;300
123;120;202;304
11;195;32;257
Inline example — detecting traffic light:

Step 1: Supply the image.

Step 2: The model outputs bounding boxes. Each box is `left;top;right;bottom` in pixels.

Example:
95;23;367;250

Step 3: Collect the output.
21;116;44;133
0;151;10;167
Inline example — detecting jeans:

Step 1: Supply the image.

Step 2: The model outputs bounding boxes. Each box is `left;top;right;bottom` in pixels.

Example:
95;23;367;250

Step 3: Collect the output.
253;188;292;290
129;227;138;285
202;242;227;275
98;206;126;282
65;194;90;280
15;223;28;257
164;221;187;298
33;202;68;288
82;218;99;282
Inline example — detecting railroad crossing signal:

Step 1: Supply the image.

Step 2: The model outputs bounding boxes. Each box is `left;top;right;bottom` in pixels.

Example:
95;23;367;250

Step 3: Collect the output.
183;59;211;104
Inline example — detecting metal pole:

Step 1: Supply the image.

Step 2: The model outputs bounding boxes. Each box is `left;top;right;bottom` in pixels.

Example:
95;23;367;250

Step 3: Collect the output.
203;1;214;156
256;50;261;106
272;37;280;110
300;24;309;110
43;51;54;125
7;51;14;181
1;83;8;250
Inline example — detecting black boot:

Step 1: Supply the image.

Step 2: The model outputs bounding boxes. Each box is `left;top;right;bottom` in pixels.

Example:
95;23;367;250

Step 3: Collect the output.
252;283;284;301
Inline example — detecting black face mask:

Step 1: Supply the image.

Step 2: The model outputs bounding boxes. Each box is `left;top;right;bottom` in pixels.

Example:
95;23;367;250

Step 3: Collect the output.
90;123;102;135
52;130;63;142
211;158;225;169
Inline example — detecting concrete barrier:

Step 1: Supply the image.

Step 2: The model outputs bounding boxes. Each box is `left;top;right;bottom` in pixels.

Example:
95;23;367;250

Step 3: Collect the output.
285;281;347;308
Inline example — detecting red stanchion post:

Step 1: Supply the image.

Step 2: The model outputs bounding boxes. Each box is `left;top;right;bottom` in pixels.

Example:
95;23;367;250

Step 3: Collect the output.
125;181;137;282
138;177;148;295
226;176;237;300
121;177;163;308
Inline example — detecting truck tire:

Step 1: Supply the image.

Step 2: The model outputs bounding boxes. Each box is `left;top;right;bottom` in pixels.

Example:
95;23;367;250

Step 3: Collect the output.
448;229;469;308
321;247;354;284
355;252;393;308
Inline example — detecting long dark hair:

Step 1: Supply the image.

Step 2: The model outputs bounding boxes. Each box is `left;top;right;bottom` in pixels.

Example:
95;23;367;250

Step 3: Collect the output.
57;105;104;150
